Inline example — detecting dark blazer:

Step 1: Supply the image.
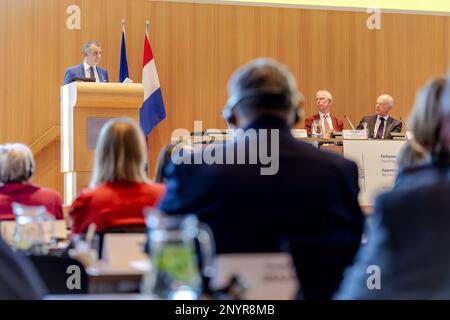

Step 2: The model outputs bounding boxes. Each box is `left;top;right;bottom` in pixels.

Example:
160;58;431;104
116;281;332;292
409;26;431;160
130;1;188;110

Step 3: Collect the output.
335;169;450;299
63;63;109;85
0;236;47;299
159;116;364;300
304;113;344;135
356;115;402;139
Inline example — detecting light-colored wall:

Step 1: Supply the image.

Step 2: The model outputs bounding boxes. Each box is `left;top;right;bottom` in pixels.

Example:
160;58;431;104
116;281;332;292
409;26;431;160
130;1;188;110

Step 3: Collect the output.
0;0;449;197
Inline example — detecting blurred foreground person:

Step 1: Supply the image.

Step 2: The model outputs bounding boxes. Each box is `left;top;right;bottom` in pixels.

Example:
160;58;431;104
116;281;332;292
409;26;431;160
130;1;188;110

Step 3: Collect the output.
159;58;364;300
0;236;47;299
336;77;450;299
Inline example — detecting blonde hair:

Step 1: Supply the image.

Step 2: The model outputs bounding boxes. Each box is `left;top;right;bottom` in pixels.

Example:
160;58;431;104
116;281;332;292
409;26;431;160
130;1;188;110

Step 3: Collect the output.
89;118;149;187
409;77;447;159
397;141;427;170
0;143;35;183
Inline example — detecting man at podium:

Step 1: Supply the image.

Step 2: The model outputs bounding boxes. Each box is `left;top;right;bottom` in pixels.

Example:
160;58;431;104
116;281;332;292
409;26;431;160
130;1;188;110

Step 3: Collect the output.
63;40;109;85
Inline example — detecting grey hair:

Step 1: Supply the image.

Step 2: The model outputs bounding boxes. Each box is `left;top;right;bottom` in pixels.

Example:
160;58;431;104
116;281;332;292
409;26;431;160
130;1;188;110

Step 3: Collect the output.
316;90;333;101
409;77;447;158
226;58;303;115
378;94;394;108
0;143;35;184
82;40;101;56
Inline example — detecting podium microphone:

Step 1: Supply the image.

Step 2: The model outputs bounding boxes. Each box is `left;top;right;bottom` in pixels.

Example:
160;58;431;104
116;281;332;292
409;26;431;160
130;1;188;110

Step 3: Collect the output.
344;115;355;130
399;116;409;130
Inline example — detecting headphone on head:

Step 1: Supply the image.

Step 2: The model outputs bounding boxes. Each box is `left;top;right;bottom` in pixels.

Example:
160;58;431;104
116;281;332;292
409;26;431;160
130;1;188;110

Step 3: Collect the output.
222;86;303;127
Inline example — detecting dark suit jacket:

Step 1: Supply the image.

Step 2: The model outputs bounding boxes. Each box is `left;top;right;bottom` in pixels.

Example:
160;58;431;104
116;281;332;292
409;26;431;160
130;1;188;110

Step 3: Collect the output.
63;63;109;85
0;236;47;299
305;113;344;135
356;115;402;139
335;168;450;299
159;116;364;300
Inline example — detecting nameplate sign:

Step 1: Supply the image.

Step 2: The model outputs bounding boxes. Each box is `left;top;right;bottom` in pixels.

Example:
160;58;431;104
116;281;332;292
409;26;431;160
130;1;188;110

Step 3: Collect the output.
211;253;298;300
343;140;406;206
342;130;368;140
291;129;308;138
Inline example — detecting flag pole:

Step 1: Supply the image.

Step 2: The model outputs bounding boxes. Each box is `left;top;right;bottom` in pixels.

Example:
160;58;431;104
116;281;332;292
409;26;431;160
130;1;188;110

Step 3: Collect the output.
122;18;125;32
146;19;150;35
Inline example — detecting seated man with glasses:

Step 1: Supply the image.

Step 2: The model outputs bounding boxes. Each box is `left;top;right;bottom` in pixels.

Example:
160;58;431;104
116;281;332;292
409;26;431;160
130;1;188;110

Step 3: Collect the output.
304;90;344;137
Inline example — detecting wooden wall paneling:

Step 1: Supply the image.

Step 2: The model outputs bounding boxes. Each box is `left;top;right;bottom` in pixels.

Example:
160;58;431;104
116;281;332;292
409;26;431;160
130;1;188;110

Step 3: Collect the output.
1;0;450;198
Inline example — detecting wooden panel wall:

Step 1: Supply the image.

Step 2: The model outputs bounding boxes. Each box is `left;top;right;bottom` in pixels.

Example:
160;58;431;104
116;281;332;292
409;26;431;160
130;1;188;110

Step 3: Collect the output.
0;0;449;197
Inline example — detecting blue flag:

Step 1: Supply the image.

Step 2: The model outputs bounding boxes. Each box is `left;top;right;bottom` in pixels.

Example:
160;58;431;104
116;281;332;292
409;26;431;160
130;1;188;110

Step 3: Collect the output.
119;28;129;82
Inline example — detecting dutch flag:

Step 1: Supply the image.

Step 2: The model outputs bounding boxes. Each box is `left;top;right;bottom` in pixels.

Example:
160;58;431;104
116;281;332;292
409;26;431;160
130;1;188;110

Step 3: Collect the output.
140;29;166;137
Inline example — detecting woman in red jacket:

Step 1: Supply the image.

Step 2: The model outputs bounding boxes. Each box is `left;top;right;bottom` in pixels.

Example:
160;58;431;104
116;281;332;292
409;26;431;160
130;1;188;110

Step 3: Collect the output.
69;118;165;234
0;143;63;220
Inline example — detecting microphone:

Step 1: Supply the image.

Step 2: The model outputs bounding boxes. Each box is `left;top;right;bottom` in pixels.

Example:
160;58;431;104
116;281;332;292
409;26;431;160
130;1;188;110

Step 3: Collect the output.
399;116;409;130
344;115;355;130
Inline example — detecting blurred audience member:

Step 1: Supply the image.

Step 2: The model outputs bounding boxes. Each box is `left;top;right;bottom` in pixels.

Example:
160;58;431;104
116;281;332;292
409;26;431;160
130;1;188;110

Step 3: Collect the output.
69;118;165;234
154;143;177;183
0;143;63;220
395;77;447;189
0;235;47;299
159;58;364;300
335;77;450;299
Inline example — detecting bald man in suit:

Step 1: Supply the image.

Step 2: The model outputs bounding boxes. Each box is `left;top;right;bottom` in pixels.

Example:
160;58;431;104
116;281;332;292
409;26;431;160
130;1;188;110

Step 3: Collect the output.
356;94;402;139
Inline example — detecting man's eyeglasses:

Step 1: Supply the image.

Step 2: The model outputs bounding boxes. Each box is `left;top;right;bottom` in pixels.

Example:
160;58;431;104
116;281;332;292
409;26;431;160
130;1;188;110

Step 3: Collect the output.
314;97;329;102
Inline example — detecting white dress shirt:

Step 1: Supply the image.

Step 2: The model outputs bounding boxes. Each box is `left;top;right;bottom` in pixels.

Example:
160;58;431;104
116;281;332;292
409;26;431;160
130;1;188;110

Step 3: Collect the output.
319;112;334;131
374;115;389;138
83;61;100;82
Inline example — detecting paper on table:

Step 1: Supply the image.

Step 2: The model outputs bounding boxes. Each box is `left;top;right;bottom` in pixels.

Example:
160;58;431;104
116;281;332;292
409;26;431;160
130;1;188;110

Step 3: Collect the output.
122;77;134;84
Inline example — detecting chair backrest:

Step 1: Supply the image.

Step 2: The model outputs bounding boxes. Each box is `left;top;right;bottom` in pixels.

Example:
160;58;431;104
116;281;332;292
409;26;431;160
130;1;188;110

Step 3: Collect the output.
101;233;148;268
96;224;146;259
29;255;88;294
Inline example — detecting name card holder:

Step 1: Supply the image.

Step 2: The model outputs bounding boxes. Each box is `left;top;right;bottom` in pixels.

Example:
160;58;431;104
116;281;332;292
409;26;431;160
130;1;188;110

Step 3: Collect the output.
291;129;308;138
343;130;368;140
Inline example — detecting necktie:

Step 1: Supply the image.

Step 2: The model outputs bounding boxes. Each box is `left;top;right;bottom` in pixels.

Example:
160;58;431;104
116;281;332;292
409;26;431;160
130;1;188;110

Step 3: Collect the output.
376;117;385;139
89;66;95;80
323;115;331;133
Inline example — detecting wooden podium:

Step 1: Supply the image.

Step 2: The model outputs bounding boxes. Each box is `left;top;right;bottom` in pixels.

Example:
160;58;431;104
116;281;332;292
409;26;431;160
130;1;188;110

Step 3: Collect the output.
60;82;143;206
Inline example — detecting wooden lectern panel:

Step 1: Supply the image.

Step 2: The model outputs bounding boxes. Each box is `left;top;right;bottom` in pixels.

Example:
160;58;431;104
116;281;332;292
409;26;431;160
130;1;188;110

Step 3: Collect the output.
60;82;143;205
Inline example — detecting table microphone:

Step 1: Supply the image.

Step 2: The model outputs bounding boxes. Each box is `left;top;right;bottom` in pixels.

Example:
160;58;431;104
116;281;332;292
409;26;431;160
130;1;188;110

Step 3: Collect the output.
344;115;355;130
399;116;409;130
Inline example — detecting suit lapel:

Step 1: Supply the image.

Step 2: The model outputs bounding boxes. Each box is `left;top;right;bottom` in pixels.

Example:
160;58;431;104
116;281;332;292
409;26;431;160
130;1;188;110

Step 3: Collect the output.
368;116;377;137
79;63;85;78
384;117;393;139
97;67;103;81
331;116;339;130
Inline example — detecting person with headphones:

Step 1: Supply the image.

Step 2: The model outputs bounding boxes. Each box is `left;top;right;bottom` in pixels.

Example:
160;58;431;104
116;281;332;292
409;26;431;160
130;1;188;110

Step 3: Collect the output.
0;143;63;220
159;58;364;300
